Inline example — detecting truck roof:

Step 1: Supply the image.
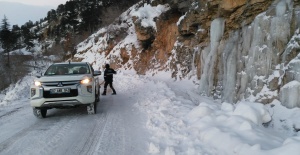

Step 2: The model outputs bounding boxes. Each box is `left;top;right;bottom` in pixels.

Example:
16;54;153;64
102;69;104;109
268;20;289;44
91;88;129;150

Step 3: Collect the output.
53;62;89;65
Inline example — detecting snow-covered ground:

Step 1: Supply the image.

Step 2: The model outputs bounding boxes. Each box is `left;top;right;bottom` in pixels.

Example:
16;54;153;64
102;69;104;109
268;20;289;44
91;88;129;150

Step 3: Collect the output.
1;70;300;155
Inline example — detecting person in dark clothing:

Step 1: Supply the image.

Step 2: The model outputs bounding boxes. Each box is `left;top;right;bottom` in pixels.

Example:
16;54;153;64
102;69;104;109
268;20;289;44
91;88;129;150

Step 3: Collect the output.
102;64;117;95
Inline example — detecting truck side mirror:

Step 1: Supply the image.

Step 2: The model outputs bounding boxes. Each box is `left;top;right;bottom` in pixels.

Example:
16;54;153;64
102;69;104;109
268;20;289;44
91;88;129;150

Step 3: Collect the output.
93;71;101;76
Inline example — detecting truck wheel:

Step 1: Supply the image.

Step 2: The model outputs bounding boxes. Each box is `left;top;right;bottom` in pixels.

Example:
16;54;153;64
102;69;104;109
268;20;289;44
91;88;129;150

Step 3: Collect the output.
87;102;96;114
33;108;47;118
95;88;100;102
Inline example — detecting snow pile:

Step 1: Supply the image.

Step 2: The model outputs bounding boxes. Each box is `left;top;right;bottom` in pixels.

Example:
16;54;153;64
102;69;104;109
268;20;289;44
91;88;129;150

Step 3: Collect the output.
129;73;300;155
233;102;271;125
183;101;300;155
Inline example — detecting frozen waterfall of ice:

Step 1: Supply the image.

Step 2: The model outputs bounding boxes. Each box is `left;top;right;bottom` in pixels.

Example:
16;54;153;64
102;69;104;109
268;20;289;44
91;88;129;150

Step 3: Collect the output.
196;0;299;106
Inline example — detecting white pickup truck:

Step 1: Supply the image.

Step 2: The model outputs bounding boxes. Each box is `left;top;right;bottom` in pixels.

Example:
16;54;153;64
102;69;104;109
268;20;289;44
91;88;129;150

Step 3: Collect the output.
30;62;101;118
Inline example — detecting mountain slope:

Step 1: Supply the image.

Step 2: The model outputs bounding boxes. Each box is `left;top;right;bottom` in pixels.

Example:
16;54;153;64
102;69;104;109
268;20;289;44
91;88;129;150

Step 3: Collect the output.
73;0;300;107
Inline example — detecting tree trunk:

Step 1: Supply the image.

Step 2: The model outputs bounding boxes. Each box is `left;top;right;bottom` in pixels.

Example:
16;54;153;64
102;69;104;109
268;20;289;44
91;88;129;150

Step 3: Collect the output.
7;49;10;67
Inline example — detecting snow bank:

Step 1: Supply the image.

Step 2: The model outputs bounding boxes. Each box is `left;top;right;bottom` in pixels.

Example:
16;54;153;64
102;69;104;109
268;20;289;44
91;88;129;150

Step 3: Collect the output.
0;76;33;106
181;101;300;155
132;73;300;155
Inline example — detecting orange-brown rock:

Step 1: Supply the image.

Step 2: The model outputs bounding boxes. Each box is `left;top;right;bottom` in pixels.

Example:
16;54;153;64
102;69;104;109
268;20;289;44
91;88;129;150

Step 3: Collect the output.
220;0;247;11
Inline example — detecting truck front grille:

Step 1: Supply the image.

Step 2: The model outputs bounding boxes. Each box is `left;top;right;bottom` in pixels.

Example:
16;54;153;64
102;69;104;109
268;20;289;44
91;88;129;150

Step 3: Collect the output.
41;81;80;87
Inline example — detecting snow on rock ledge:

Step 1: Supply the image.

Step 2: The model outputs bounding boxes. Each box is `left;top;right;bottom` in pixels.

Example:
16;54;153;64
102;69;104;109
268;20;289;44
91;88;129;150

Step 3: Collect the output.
279;80;300;108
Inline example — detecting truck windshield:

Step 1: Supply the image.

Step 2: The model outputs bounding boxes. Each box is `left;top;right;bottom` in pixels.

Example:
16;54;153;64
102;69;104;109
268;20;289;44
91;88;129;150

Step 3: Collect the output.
44;64;90;76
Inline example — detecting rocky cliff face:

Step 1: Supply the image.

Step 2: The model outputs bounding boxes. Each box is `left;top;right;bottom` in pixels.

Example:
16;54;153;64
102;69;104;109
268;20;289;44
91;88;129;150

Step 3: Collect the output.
74;0;300;107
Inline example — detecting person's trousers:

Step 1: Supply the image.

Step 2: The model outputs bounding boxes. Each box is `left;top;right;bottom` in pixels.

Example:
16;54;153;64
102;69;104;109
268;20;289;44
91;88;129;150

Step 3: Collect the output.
103;81;116;93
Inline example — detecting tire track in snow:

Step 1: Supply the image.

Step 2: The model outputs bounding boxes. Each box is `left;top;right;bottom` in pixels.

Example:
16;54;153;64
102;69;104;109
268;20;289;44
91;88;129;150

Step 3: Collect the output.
93;110;118;154
79;113;108;155
19;119;66;154
0;103;29;125
0;107;23;119
38;114;81;155
16;113;83;155
62;110;109;155
0;121;40;153
0;105;36;154
2;118;65;155
93;97;127;155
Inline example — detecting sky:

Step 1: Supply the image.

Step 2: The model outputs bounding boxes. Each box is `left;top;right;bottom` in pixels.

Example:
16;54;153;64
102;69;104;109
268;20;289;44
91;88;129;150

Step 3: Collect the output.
0;0;69;7
0;0;69;26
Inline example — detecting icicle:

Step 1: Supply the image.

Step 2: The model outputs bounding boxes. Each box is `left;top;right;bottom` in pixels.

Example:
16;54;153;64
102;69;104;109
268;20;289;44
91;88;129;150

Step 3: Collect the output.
198;18;225;96
276;0;287;16
210;18;225;42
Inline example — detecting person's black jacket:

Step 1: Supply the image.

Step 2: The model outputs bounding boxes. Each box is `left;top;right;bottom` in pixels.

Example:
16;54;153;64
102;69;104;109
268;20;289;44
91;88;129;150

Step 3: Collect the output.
104;68;116;82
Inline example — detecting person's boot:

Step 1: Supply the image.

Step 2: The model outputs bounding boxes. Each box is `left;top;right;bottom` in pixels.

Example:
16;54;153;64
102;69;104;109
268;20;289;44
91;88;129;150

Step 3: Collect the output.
102;91;106;95
112;88;116;95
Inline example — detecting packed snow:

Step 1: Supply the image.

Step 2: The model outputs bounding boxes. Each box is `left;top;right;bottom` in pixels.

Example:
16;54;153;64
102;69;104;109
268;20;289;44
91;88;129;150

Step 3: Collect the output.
1;69;300;155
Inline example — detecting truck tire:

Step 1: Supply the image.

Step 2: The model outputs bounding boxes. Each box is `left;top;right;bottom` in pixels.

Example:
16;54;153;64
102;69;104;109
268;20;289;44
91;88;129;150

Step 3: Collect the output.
95;88;100;102
33;108;47;118
87;102;96;114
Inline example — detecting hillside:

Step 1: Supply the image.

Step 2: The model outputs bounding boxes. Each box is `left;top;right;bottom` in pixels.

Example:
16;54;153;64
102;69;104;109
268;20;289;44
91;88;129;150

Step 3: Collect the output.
0;0;139;90
73;0;300;108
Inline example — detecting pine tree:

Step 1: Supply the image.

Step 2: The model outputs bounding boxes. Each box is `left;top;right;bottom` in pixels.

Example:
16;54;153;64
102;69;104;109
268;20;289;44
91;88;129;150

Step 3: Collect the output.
11;25;22;50
0;15;13;66
21;25;34;50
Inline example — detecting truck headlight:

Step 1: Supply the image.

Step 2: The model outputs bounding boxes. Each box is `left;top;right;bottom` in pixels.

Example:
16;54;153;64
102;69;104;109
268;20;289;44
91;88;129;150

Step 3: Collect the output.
34;81;41;87
81;78;91;84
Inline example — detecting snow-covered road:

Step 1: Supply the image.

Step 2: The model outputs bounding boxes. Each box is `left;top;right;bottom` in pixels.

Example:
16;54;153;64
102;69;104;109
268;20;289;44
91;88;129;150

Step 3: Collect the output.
0;83;149;155
1;72;300;155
